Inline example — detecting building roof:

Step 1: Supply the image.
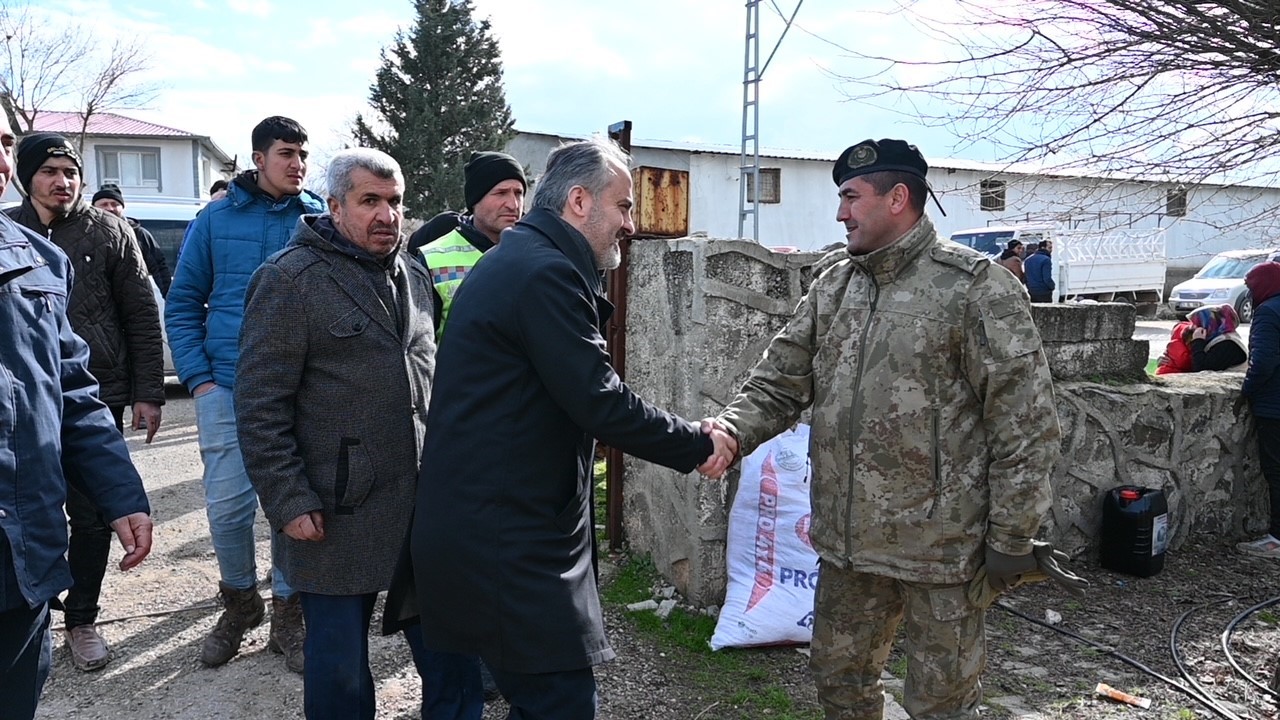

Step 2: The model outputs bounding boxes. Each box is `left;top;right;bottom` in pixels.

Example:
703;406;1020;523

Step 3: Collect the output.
515;128;1280;190
32;111;196;138
29;111;236;171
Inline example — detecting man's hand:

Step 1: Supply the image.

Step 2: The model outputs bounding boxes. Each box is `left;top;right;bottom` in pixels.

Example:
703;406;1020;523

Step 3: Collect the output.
192;381;217;397
1191;327;1207;342
697;419;739;480
109;512;153;571
133;401;162;443
284;511;325;541
984;546;1038;593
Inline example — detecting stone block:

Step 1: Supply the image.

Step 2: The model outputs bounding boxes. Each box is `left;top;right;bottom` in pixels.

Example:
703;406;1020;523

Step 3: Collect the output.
1030;302;1136;342
1042;339;1149;380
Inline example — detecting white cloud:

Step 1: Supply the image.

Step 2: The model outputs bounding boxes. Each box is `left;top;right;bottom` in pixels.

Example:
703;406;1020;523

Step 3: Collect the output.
226;0;271;18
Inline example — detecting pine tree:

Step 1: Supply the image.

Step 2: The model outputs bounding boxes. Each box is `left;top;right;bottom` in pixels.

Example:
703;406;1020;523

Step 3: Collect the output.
352;0;515;219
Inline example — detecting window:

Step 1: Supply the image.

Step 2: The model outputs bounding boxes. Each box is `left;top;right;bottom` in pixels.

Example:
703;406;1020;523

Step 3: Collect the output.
745;168;781;204
979;179;1006;212
1166;187;1187;217
97;147;161;190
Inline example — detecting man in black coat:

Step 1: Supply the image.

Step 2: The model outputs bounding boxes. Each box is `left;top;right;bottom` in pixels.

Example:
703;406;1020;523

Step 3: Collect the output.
91;184;173;297
410;137;735;719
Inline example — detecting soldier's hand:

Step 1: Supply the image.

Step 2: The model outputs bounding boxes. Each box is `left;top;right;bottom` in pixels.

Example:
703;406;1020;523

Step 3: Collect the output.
984;546;1037;593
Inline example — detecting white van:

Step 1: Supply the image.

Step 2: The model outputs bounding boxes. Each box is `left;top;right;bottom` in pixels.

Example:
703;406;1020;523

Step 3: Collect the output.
126;198;205;377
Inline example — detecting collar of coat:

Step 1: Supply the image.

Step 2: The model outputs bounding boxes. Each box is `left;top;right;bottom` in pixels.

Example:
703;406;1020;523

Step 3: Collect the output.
516;207;606;298
845;214;938;286
13;196;91;233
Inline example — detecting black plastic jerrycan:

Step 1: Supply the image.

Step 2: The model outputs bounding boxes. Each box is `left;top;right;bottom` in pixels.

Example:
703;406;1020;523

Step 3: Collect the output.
1100;485;1169;578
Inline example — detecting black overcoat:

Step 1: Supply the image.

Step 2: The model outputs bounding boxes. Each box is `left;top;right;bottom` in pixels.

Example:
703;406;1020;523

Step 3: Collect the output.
410;208;712;673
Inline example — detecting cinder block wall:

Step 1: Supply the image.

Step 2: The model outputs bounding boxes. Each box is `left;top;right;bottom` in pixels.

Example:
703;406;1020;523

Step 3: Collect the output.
621;238;1265;606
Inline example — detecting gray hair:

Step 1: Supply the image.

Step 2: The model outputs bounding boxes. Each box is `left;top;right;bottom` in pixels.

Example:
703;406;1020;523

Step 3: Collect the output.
531;136;630;212
327;148;403;201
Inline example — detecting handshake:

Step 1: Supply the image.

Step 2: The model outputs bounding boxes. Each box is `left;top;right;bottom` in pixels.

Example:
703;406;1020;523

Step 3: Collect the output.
696;418;739;480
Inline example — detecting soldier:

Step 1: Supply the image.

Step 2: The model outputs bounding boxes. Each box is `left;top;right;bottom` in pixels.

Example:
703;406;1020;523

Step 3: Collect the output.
712;139;1061;719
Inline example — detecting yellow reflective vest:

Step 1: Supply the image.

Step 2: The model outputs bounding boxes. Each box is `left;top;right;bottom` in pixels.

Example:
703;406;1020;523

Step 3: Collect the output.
419;229;484;336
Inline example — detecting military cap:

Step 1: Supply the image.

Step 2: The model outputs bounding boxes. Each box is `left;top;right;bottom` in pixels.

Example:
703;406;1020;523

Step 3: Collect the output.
832;138;947;216
832;138;929;187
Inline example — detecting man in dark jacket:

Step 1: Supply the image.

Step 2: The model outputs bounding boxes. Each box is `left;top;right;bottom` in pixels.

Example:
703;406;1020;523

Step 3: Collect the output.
413;151;527;333
409;137;735;719
0;127;153;720
1242;262;1280;558
91;184;173;296
1024;239;1055;302
237;148;480;720
5;132;164;673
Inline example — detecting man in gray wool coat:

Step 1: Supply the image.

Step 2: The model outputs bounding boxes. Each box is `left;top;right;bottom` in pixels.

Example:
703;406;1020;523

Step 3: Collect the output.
235;148;481;720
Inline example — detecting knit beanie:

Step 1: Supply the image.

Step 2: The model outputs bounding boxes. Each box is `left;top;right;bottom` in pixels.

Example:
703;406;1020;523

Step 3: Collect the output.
92;185;126;207
463;151;526;211
17;132;82;194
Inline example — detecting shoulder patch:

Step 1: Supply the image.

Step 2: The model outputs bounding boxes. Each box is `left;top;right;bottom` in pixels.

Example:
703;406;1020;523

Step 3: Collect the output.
930;241;989;276
269;245;323;276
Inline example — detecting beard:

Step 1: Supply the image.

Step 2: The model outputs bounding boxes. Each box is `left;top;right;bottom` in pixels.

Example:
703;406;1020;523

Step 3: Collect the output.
584;205;623;271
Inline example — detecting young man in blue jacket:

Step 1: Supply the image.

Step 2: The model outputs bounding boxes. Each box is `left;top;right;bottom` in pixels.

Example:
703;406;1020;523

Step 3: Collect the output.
0;127;153;720
166;116;325;672
1024;239;1055;302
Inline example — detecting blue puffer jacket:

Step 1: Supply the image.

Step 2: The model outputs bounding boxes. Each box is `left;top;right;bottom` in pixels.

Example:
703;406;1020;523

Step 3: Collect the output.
166;173;325;392
0;214;149;609
1024;250;1055;296
1244;294;1280;419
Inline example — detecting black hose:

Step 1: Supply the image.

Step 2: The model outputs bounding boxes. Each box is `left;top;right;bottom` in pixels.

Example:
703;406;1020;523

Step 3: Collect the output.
995;601;1244;720
50;601;220;632
1170;596;1238;713
1221;595;1280;700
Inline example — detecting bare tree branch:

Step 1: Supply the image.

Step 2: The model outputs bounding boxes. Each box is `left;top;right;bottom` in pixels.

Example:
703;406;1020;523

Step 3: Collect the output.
0;0;154;151
837;0;1280;187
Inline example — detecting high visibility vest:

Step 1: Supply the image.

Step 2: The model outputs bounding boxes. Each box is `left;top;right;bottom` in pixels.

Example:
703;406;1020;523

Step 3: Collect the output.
420;229;484;336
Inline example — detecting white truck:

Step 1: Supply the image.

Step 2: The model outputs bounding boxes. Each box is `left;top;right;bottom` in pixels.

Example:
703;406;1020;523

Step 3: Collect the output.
949;224;1167;313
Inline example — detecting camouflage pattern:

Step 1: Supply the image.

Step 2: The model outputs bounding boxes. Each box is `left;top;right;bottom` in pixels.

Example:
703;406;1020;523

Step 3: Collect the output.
718;214;1061;584
811;565;984;720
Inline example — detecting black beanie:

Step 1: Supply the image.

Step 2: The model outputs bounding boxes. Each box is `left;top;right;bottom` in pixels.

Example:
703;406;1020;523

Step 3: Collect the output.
463;151;526;211
92;185;125;207
17;132;82;194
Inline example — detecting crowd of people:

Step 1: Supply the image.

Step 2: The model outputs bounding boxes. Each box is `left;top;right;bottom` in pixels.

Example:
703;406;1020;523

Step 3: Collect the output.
0;114;1270;720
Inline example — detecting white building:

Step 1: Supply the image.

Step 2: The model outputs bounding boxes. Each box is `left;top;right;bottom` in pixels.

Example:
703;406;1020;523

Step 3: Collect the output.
508;130;1280;281
3;111;237;204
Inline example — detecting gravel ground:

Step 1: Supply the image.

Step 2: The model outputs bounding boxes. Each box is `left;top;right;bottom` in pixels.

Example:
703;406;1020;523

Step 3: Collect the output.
31;391;1280;719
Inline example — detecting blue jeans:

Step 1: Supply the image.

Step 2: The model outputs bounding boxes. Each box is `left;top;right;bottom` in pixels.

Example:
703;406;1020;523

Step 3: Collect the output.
0;601;52;720
194;385;291;596
298;592;483;720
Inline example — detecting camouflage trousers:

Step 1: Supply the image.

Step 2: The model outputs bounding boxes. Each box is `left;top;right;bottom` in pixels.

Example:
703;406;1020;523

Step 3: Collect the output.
810;565;984;720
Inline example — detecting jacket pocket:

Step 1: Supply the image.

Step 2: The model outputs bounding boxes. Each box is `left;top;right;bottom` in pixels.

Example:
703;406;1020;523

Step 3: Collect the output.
554;488;587;535
329;307;371;338
333;438;375;515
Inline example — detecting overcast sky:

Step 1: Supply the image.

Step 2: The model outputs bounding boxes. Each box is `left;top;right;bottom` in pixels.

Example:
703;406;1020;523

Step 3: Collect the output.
39;0;975;168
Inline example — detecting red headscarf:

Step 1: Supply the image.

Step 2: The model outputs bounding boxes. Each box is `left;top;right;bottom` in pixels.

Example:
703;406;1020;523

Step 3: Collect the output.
1247;261;1280;307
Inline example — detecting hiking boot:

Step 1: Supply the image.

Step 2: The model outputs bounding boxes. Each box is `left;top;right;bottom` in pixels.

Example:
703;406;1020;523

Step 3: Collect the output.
267;594;305;674
65;624;111;671
199;582;266;667
1238;535;1280;558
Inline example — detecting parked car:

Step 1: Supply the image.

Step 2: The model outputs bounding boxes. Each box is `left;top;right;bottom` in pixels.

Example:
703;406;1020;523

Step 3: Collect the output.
1167;248;1280;323
125;198;205;377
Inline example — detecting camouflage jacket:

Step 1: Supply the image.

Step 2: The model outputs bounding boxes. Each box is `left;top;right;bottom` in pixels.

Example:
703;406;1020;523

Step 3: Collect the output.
718;216;1061;584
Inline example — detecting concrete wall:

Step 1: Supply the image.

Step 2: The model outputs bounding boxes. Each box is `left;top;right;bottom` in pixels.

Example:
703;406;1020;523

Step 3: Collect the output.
622;237;1267;606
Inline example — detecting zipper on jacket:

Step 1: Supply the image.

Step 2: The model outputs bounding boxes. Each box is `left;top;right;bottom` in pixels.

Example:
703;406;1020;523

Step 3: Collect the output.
926;407;942;519
844;271;879;561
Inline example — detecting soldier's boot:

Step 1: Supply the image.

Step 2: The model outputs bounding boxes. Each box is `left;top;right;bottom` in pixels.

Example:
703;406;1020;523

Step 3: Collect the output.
199;582;266;667
267;594;305;674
